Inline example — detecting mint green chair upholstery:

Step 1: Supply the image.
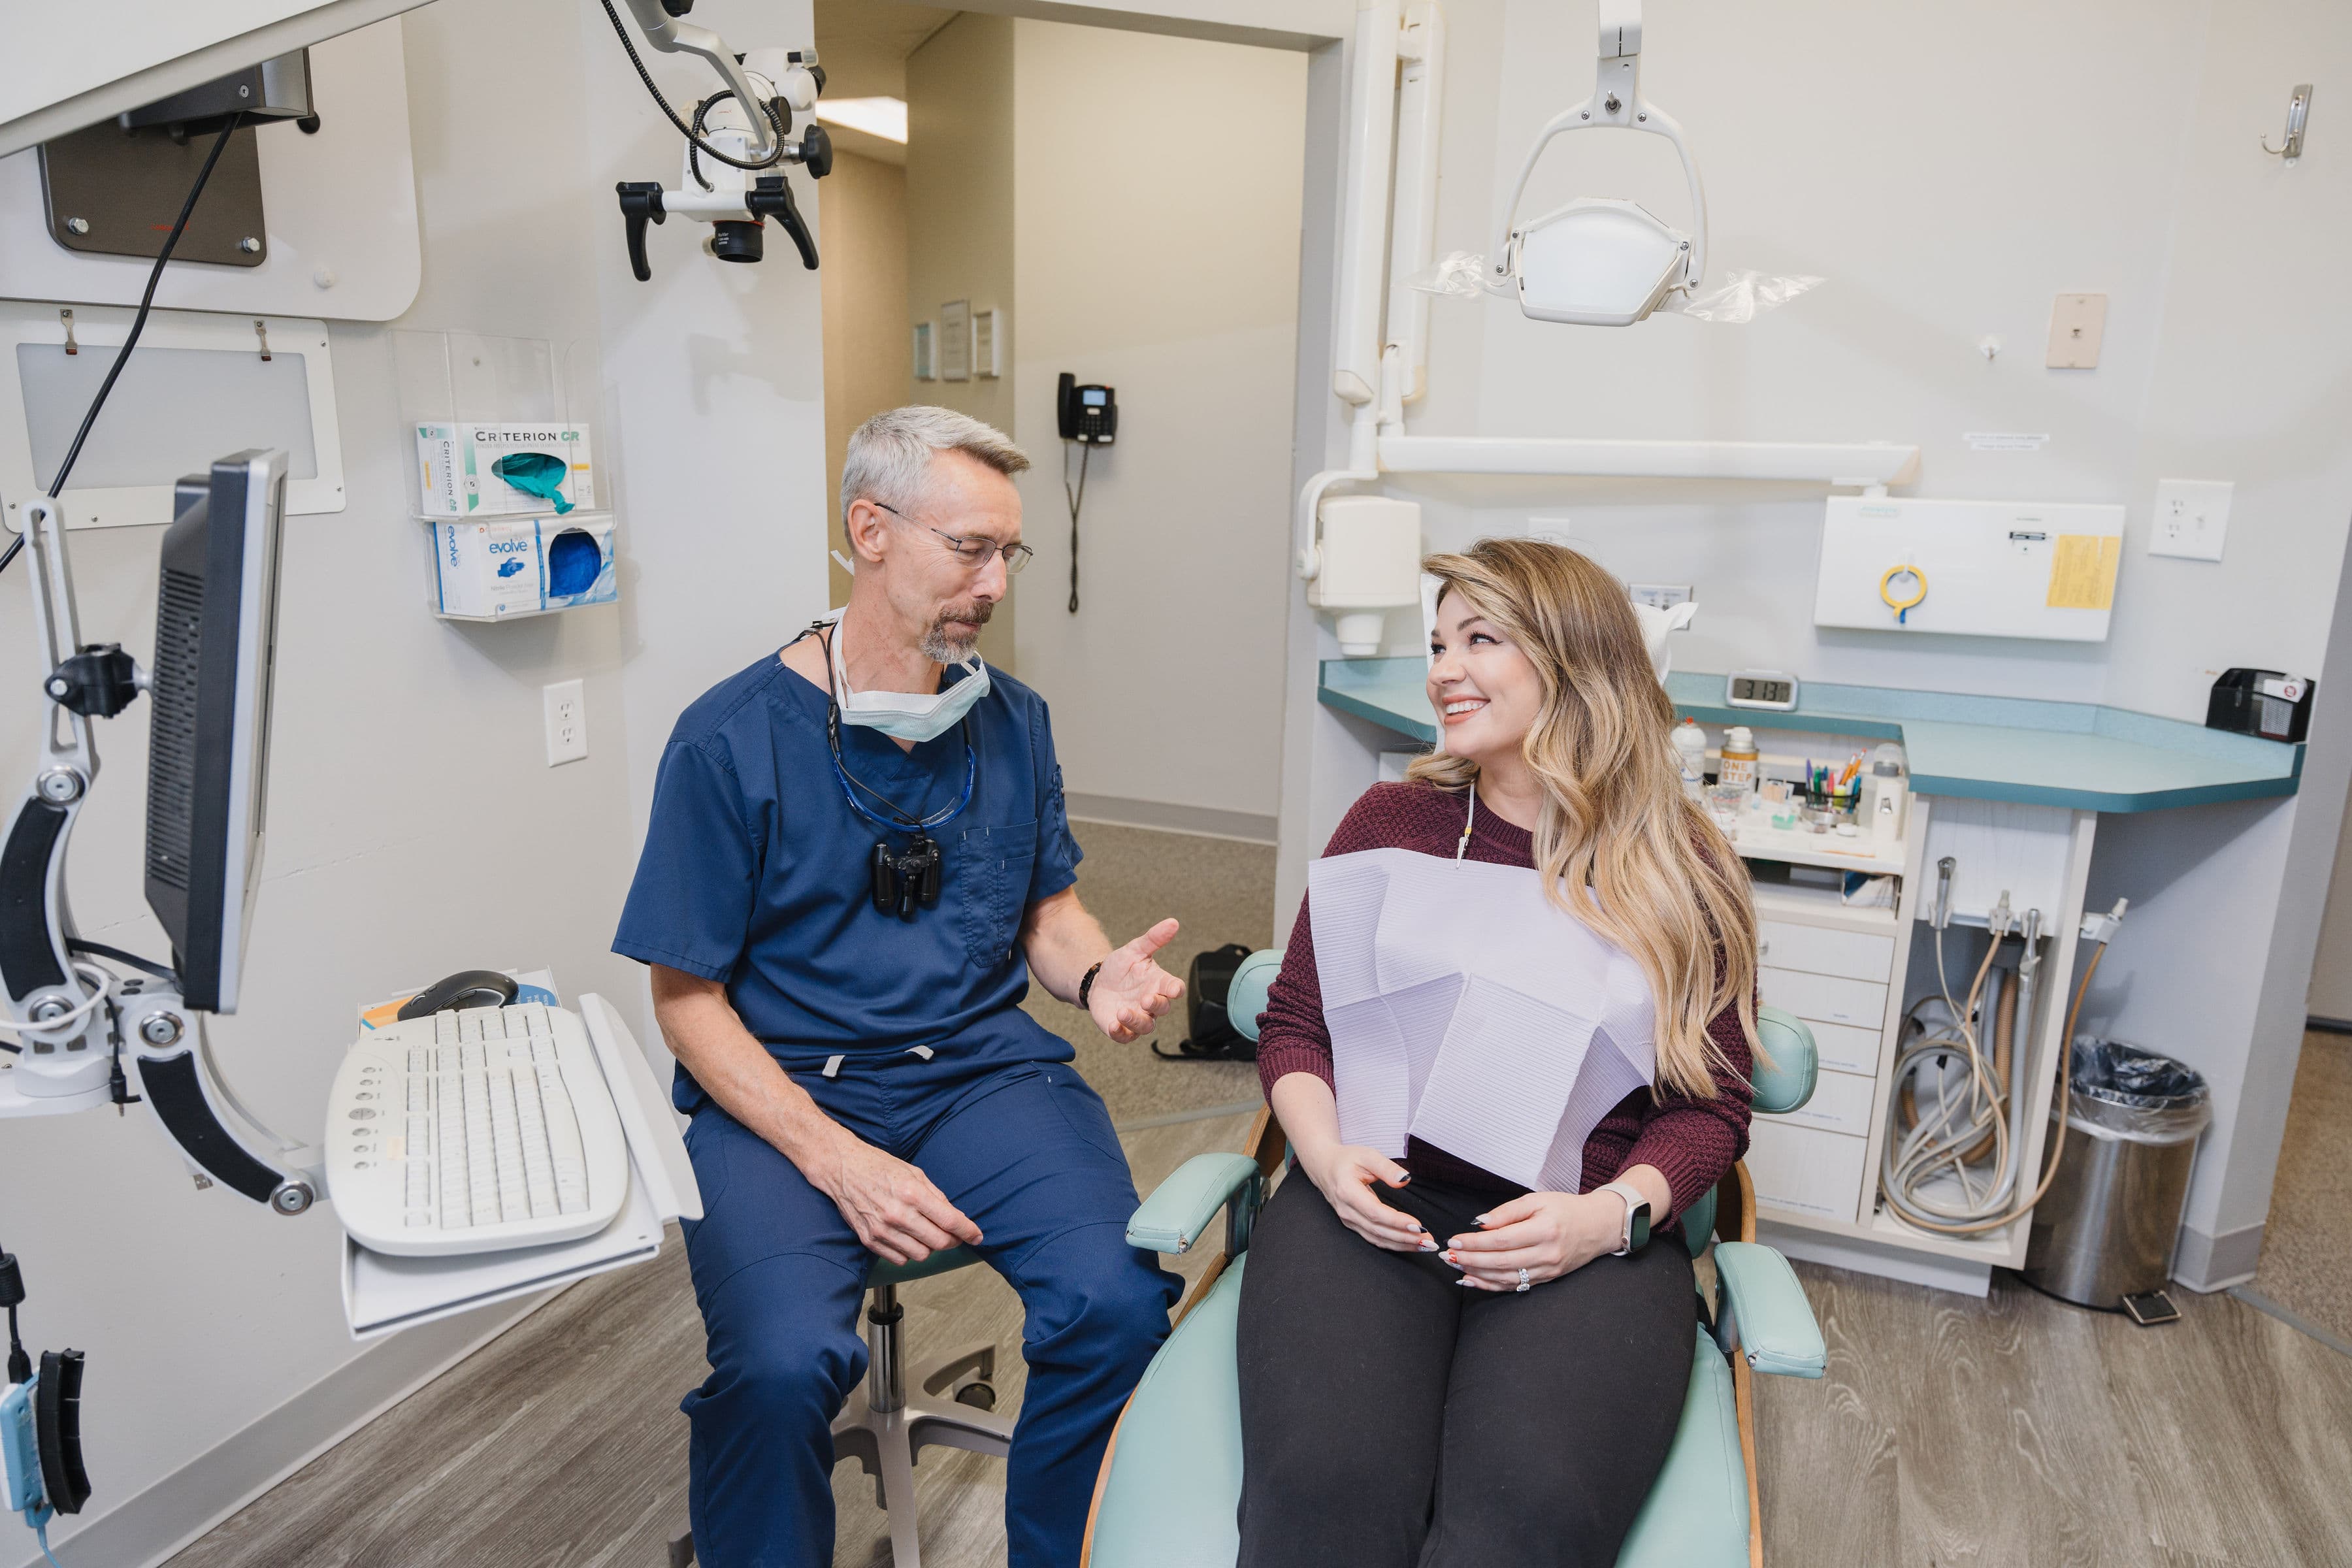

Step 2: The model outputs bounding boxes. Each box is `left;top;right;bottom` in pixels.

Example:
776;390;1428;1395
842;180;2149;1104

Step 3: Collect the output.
1081;956;1825;1568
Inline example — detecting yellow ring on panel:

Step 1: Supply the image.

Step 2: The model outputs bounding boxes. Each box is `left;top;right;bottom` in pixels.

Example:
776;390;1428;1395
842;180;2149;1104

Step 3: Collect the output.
1880;564;1927;625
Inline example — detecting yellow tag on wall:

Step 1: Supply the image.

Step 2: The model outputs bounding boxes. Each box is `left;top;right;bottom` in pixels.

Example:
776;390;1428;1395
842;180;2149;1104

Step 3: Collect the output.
2047;534;2121;610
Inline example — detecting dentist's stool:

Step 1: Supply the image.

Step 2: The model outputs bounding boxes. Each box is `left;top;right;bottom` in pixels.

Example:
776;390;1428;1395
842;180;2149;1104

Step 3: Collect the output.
668;1247;1012;1568
1080;951;1828;1568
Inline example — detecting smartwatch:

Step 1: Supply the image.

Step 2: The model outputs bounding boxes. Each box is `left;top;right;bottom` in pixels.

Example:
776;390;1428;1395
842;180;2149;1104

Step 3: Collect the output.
1596;1180;1653;1256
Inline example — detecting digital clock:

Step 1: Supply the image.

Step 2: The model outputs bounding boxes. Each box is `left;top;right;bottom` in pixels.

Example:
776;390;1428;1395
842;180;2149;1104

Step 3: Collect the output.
1725;671;1799;711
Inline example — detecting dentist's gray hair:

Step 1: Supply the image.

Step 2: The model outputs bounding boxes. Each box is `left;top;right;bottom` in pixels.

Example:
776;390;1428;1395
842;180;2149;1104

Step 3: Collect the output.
841;406;1030;543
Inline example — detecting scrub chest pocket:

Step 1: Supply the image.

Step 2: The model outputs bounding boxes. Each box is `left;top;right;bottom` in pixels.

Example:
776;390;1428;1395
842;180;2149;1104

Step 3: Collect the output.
960;819;1039;966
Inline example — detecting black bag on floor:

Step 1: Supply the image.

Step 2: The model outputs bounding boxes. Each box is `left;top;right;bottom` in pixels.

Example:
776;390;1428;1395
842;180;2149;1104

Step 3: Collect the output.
1153;941;1259;1062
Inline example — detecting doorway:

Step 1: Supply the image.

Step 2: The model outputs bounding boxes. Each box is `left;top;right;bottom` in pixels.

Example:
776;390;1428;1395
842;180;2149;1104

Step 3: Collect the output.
811;1;1307;839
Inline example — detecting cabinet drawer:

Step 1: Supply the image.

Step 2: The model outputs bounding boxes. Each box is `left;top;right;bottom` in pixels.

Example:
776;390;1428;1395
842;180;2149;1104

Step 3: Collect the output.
1757;920;1895;984
1759;966;1889;1032
1745;1120;1868;1224
1799;1019;1886;1077
1757;1066;1876;1137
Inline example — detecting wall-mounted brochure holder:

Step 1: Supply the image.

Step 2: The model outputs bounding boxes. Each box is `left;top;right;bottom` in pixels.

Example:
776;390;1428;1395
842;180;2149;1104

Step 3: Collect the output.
392;330;622;622
341;992;700;1341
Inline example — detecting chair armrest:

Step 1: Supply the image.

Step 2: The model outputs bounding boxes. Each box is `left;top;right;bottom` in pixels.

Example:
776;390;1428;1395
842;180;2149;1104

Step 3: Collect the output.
1710;1242;1826;1378
1126;1152;1264;1254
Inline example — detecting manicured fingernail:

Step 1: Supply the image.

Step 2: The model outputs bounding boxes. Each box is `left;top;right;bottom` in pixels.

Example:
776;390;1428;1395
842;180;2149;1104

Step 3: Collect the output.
1443;1252;1462;1268
1456;1277;1478;1288
1473;1213;1490;1227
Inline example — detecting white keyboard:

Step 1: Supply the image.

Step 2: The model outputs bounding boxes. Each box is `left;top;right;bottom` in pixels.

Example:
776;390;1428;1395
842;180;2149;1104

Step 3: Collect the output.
326;1002;630;1258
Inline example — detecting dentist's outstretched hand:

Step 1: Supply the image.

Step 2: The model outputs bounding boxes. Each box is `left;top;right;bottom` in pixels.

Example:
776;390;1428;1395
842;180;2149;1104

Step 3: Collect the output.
1090;918;1186;1043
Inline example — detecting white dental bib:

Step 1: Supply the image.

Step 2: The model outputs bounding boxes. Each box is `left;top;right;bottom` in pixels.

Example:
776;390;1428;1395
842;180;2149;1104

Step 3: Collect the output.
1307;814;1658;1192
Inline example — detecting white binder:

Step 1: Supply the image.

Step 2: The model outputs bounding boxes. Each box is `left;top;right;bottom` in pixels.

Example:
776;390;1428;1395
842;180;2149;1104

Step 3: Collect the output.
340;992;702;1341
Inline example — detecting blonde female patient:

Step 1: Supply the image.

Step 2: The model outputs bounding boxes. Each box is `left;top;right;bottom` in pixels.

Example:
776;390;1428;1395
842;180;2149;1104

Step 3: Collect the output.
1239;538;1761;1567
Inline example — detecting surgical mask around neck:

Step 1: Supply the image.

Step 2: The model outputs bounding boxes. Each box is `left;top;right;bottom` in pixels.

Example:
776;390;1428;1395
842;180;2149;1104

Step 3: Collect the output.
826;610;990;743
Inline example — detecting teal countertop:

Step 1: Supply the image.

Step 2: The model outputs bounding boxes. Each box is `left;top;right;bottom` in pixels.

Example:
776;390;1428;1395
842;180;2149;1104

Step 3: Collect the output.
1316;659;2303;813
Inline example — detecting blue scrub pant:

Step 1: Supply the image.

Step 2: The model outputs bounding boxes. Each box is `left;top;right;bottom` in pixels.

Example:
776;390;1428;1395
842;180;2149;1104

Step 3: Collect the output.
677;1035;1181;1568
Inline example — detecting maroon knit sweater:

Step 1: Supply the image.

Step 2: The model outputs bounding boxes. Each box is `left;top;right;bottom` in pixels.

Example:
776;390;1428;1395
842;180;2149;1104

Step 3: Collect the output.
1255;780;1754;1220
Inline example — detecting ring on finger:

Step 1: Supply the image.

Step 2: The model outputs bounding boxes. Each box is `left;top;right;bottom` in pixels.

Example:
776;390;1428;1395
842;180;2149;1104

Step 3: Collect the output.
1515;1267;1531;1293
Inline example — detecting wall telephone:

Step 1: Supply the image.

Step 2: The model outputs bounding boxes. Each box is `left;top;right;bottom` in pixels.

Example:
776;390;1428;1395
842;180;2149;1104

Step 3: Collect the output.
1056;373;1118;613
1056;373;1118;444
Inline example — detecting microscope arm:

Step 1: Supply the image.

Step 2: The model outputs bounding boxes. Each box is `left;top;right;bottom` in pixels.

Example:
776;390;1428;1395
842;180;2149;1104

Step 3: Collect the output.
618;0;782;163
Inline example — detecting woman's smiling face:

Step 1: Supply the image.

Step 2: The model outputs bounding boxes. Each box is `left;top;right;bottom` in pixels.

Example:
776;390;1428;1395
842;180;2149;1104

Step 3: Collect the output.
1426;591;1541;768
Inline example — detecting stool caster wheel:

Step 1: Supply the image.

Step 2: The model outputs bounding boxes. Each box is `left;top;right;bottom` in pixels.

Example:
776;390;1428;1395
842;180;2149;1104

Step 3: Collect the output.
955;1380;997;1412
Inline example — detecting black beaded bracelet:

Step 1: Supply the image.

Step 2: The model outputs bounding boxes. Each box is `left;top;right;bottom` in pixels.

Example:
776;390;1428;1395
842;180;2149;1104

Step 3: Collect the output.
1077;960;1105;1011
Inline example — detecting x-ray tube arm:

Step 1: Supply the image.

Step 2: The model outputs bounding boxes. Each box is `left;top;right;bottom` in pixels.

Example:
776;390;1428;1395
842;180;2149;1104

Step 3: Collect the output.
0;500;318;1211
1332;0;1402;406
619;0;782;164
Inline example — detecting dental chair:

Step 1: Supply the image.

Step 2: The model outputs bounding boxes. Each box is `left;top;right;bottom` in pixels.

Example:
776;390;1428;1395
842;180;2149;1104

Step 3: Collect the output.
1081;953;1827;1568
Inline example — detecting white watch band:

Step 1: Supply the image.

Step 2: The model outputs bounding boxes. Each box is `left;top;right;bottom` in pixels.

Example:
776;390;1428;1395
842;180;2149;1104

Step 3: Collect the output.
1597;1180;1646;1256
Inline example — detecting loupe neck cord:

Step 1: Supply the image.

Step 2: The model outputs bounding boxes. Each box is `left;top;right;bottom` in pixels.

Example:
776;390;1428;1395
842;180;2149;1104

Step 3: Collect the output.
1881;925;2111;1235
811;621;976;834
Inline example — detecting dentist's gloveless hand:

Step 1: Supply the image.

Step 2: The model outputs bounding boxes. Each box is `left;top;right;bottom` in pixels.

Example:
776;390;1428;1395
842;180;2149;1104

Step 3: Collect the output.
1090;918;1185;1043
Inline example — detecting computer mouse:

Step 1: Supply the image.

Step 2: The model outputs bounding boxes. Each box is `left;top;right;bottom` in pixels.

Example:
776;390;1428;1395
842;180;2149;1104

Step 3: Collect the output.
396;969;521;1021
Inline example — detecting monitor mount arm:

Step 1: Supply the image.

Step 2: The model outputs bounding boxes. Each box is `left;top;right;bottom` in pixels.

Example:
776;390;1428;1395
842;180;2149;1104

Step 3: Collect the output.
0;498;317;1213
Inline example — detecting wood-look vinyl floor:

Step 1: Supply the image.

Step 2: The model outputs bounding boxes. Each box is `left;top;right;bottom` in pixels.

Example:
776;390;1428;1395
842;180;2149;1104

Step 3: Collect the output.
1756;1263;2352;1568
170;1119;2352;1568
164;1112;1250;1568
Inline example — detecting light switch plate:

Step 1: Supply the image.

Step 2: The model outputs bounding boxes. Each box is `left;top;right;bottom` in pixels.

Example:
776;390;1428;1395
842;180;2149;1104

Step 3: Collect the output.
2148;479;2232;561
2047;293;2107;368
544;678;587;766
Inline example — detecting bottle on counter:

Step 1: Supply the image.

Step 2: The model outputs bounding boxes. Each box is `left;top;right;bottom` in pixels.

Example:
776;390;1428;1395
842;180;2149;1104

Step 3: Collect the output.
1671;719;1708;800
1718;726;1759;792
1861;744;1908;845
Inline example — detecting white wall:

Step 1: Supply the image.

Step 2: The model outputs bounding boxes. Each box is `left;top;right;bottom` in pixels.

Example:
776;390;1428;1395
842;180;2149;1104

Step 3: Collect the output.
1008;20;1308;834
0;0;828;1561
1279;0;2352;1282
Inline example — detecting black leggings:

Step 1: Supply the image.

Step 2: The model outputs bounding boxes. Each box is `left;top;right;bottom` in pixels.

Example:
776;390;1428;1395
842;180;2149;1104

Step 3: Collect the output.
1235;1172;1695;1568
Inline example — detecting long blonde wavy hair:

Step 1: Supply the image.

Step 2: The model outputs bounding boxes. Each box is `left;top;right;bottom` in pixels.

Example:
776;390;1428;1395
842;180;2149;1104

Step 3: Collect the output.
1409;538;1760;1098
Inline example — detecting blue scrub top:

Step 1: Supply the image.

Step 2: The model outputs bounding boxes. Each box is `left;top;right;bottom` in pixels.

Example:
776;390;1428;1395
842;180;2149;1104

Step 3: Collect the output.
613;646;1083;1114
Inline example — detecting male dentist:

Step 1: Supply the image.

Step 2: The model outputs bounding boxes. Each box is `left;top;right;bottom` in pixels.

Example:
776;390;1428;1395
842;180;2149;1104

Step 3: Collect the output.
615;406;1185;1567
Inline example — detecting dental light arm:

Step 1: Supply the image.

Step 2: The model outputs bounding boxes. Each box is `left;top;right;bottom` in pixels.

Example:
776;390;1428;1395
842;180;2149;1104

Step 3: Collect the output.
0;498;317;1214
1489;0;1707;325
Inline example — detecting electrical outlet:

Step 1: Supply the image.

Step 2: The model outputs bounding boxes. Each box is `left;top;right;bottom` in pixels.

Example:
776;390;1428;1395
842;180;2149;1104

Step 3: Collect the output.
2148;479;2232;562
544;679;587;766
1629;583;1693;609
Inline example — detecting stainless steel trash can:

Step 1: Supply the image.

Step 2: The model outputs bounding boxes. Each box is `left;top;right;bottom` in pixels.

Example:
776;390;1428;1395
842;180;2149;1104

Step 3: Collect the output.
2021;1038;2210;1309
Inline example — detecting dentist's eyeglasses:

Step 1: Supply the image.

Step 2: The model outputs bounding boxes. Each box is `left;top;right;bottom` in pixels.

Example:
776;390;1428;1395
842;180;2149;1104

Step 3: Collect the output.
874;502;1036;574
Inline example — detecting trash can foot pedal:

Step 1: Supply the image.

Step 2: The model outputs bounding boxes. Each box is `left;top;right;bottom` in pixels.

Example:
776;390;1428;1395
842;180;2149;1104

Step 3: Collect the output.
2121;1288;2181;1326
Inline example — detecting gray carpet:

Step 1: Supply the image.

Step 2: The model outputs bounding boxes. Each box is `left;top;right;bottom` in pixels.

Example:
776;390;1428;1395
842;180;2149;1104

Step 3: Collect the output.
1020;819;1276;1124
2250;1030;2352;1347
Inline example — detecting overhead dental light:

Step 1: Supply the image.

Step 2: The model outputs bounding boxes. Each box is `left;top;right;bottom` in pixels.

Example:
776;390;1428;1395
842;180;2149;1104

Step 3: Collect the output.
1490;0;1706;326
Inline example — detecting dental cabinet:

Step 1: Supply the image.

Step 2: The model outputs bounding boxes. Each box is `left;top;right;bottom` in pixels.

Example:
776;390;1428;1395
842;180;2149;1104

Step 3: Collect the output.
1316;660;2303;1294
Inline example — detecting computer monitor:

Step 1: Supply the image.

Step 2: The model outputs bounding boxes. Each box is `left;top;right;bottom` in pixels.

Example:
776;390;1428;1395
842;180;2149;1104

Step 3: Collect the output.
144;449;288;1014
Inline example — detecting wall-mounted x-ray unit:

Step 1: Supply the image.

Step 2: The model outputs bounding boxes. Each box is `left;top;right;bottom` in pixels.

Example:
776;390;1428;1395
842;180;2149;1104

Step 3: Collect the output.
1;301;344;531
1812;496;2125;643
